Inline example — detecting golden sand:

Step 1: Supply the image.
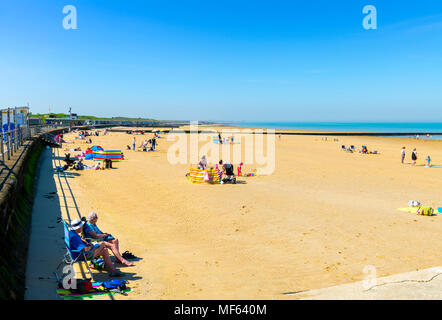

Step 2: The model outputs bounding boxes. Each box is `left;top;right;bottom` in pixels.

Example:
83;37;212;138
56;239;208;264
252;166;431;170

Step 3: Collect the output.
56;127;442;299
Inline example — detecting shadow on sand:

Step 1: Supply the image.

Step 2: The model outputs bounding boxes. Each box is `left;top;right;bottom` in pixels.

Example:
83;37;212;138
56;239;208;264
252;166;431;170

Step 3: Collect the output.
25;147;142;300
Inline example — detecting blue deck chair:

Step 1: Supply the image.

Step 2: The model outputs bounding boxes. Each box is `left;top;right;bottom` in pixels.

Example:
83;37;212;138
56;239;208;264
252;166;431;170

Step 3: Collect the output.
59;219;96;281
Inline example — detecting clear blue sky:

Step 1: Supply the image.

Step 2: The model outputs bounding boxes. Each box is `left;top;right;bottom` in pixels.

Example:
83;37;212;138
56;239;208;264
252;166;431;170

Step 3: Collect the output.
1;0;442;121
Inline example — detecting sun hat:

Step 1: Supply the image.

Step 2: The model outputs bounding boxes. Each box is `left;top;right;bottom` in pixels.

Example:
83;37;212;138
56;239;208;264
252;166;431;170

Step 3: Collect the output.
71;219;84;230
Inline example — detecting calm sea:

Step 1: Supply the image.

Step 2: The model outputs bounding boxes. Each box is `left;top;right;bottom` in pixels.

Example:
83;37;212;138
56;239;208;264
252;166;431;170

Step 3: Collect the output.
226;122;442;137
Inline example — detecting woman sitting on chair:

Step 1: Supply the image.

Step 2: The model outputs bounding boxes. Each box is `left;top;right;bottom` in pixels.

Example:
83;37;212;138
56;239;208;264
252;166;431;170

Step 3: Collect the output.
69;219;122;277
82;212;134;266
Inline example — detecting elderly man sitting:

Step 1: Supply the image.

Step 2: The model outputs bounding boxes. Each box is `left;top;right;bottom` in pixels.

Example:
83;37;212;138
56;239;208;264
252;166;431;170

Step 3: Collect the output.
69;219;123;277
82;212;135;267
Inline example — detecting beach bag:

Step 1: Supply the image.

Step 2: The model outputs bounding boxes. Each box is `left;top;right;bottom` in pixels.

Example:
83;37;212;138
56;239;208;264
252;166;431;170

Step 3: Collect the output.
408;200;421;207
92;257;105;270
417;206;434;216
102;280;127;291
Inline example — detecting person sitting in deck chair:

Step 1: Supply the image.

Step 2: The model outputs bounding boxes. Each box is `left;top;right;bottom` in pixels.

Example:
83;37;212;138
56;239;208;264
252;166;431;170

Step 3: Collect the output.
82;212;135;266
69;219;123;277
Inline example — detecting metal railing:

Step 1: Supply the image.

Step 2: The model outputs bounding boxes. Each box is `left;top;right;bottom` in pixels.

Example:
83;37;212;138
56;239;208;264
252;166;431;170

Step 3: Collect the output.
0;123;114;163
0;125;57;162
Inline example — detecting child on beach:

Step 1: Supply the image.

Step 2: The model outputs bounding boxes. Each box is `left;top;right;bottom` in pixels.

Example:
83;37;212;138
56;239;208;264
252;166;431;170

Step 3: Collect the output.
426;156;431;167
401;147;406;164
197;155;207;170
237;162;243;176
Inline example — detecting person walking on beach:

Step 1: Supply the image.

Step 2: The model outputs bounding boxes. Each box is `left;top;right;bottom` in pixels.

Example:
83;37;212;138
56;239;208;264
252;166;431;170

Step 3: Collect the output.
151;136;157;150
411;148;417;165
401;147;406;164
132;137;136;151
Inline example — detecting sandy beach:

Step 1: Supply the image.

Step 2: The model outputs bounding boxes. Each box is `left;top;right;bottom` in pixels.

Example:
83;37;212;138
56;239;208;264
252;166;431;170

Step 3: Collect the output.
52;127;442;299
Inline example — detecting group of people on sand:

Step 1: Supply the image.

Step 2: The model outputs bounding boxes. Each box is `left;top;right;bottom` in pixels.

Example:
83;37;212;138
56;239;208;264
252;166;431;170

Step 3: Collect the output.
75;131;94;143
215;131;235;144
359;145;378;154
128;136;158;151
68;211;137;277
54;133;66;144
401;147;432;167
62;154;95;171
62;148;114;171
196;155;238;184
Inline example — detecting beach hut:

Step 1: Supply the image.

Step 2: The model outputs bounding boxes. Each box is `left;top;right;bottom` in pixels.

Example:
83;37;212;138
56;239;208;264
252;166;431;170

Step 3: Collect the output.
188;167;220;184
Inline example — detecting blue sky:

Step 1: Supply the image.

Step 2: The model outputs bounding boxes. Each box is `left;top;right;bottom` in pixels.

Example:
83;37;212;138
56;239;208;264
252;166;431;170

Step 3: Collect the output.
1;0;442;121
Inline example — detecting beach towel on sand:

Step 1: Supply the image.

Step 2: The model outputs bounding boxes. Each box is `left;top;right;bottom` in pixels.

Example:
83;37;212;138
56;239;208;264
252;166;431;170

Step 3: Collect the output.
56;281;131;300
397;207;419;213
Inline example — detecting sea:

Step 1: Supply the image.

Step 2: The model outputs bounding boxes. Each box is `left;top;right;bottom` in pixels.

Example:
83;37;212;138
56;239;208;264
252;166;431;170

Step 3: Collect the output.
225;122;442;138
